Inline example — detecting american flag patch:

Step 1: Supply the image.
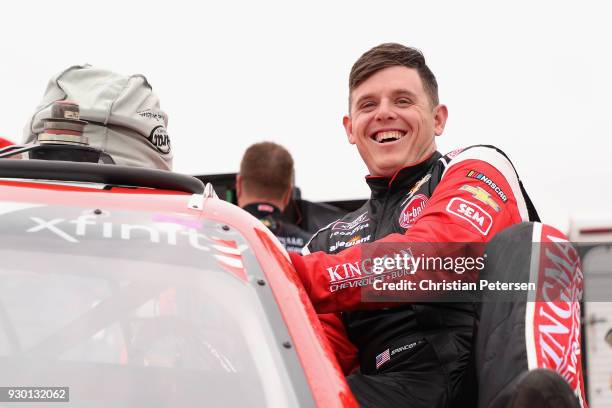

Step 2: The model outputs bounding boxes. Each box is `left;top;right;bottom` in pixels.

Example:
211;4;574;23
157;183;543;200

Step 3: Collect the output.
375;348;391;369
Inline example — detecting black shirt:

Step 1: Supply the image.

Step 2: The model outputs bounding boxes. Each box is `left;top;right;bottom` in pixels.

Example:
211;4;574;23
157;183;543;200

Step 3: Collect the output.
242;202;312;253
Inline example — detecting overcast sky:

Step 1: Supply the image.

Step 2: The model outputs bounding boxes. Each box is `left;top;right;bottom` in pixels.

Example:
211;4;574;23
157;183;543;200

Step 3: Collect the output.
1;0;610;232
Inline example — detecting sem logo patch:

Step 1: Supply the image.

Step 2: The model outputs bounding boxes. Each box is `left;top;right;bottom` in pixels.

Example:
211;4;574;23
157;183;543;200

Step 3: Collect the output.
446;197;493;235
148;125;171;154
399;194;428;228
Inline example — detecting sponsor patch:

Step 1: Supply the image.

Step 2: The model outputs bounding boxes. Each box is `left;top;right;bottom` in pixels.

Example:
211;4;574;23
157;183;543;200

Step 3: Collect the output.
459;184;501;212
326;261;365;283
329;222;368;238
375;349;391;369
148;125;171;154
24;212;214;250
399;194;429;228
390;339;426;357
406;174;432;200
446;198;493;235
332;212;369;231
137;109;166;123
260;218;277;230
277;236;304;252
279;236;304;247
466;170;508;202
446;148;464;159
329;234;371;252
347;235;362;245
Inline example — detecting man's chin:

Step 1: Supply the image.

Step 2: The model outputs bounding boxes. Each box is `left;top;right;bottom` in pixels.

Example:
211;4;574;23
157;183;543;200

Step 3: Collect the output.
370;157;426;177
370;163;403;178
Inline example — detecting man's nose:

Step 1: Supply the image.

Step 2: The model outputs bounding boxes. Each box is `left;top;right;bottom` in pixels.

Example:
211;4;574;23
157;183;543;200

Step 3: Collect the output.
374;100;397;121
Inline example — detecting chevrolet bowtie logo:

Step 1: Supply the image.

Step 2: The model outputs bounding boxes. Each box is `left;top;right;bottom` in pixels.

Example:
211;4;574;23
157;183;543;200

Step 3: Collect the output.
459;185;500;212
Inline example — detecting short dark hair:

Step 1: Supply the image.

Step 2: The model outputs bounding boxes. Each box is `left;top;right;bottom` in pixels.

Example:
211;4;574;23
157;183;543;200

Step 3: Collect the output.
349;43;439;108
239;141;294;200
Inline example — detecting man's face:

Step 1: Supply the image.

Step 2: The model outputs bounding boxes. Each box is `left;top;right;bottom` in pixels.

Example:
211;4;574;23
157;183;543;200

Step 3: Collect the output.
343;66;448;177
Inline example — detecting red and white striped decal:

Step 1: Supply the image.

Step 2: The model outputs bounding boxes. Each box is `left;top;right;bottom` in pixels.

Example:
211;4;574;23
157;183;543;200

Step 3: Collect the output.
212;238;247;281
526;223;587;407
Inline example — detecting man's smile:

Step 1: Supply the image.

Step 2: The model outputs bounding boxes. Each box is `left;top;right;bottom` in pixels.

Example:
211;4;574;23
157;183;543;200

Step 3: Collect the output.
370;130;407;144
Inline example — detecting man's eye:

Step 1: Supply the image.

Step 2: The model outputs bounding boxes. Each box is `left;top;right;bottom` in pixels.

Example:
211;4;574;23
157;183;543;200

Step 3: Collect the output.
360;102;376;110
397;98;412;105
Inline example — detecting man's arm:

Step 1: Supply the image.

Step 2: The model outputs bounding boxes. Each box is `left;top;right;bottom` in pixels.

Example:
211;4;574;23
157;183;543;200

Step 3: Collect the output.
290;147;530;313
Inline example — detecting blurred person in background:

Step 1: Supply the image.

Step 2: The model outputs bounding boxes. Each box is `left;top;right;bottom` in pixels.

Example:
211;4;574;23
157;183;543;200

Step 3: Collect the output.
237;141;311;253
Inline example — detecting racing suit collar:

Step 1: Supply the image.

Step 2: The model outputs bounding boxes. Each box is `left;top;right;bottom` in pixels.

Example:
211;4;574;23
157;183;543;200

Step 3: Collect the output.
365;151;441;197
242;202;282;218
242;202;283;234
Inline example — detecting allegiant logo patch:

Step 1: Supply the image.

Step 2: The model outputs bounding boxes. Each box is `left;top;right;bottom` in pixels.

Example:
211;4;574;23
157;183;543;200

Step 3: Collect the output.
446;198;493;235
329;234;371;252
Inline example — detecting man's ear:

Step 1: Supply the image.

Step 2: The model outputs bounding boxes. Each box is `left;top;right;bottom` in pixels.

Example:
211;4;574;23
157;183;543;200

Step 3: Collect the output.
235;174;242;204
343;115;356;144
281;186;293;210
433;104;448;136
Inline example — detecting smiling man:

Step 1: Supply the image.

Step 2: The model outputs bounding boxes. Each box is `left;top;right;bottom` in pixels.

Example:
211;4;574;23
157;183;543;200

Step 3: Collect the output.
289;44;584;407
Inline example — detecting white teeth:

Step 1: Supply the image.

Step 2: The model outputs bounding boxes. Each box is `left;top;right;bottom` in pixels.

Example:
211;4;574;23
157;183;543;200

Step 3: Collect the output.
374;130;405;143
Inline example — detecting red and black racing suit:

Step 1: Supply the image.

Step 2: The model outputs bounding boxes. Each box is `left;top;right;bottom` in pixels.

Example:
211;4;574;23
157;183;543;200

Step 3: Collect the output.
290;145;540;407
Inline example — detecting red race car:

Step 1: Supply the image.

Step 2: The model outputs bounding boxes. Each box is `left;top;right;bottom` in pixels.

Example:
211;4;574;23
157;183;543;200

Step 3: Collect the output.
0;158;357;407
